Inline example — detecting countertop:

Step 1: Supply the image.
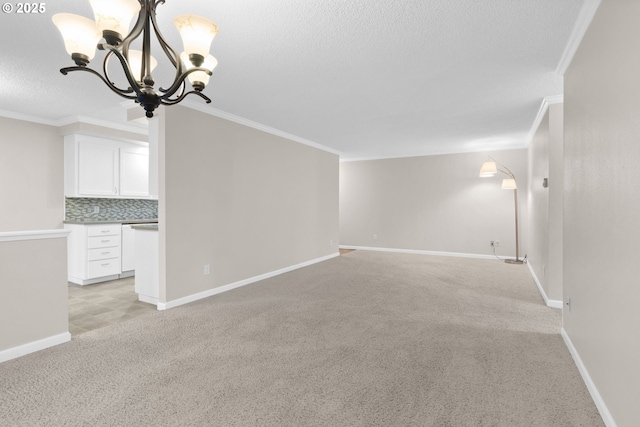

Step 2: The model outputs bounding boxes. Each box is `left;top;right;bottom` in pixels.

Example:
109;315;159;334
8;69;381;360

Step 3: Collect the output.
64;219;158;225
131;224;158;231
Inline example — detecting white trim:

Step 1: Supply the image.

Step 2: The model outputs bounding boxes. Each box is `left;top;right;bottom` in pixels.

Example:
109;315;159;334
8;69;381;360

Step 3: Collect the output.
561;328;618;427
138;294;159;305
340;145;528;163
526;261;563;308
527;95;564;145
556;0;602;75
0;110;150;137
0;332;71;364
157;252;340;310
56;115;149;136
179;100;342;156
339;245;503;260
0;109;59;126
0;229;71;243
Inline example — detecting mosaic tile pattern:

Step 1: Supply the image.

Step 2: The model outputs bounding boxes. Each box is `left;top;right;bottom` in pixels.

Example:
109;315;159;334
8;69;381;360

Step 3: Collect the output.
66;197;158;221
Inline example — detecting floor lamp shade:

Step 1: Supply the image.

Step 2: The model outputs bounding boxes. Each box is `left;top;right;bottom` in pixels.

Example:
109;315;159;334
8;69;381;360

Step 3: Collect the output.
501;178;517;189
479;161;497;177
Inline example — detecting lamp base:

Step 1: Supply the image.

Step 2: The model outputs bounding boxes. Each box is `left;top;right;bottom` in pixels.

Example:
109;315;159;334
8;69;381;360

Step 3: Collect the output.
505;259;524;264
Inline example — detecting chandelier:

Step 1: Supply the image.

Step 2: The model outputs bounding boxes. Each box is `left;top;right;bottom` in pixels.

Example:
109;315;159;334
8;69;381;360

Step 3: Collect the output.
52;0;219;118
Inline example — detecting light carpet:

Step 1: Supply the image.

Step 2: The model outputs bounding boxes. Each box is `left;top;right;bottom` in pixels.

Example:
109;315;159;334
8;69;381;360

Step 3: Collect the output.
0;251;604;426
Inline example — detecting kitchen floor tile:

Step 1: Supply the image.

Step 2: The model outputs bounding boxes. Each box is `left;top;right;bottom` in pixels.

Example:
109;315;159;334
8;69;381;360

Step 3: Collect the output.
68;276;156;336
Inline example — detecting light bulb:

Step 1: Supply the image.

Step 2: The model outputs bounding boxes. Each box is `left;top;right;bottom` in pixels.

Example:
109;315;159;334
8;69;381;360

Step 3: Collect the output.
89;0;140;44
52;13;101;66
180;52;217;89
127;50;158;82
174;15;218;65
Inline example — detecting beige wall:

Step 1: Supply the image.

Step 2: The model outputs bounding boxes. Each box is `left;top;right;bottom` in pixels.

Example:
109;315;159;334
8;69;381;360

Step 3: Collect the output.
0;237;69;353
0;117;64;231
564;0;640;425
0;116;69;358
547;103;564;303
339;149;528;258
527;110;550;291
527;103;564;303
160;106;339;303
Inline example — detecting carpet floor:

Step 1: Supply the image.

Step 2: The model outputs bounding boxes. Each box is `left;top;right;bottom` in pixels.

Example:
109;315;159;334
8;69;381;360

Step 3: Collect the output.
0;251;604;426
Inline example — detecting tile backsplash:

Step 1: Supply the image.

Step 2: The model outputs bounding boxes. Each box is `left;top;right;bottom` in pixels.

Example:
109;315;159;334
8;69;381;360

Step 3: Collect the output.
65;198;158;221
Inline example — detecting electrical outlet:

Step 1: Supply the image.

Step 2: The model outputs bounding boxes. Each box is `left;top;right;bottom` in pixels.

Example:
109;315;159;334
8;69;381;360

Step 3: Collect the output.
373;234;378;240
93;206;100;214
490;240;500;247
330;239;334;246
204;264;211;275
566;297;571;312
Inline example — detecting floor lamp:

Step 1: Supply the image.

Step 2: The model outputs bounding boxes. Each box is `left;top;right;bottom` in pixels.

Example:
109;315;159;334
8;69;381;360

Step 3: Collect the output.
479;157;524;264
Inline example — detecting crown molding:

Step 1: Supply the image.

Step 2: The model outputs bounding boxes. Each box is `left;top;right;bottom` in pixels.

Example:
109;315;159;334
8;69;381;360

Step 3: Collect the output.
527;95;564;144
0;109;149;137
340;143;528;163
179;100;342;156
0;109;59;126
556;0;602;75
56;115;149;135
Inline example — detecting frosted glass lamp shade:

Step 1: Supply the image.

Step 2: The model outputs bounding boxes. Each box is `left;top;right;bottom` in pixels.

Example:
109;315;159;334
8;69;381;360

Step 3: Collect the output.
501;178;517;190
127;50;158;82
479;161;497;177
180;53;218;87
174;15;218;63
52;13;101;65
89;0;140;43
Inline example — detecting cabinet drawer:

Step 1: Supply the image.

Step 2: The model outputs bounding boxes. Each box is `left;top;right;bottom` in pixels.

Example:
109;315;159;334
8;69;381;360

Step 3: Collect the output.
88;247;121;261
87;259;121;278
87;224;121;237
88;235;121;249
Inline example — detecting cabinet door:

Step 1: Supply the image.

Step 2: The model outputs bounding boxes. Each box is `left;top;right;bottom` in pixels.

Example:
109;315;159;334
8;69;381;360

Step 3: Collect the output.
120;146;149;197
78;141;119;196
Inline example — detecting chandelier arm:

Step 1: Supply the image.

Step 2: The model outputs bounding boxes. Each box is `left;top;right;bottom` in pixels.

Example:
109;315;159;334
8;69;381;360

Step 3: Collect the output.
161;90;212;106
59;67;137;100
149;2;179;69
159;68;213;97
99;44;145;99
119;0;147;55
162;79;186;102
102;50;136;95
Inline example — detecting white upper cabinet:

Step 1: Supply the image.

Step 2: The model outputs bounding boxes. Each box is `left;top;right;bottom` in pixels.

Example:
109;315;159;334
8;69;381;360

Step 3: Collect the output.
65;134;150;198
120;146;150;197
78;140;119;196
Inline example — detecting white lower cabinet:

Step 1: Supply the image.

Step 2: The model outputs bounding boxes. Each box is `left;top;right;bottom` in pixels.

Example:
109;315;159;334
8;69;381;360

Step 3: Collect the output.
66;223;122;285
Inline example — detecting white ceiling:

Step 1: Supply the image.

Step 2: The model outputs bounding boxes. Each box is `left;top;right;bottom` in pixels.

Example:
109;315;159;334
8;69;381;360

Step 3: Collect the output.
0;0;587;160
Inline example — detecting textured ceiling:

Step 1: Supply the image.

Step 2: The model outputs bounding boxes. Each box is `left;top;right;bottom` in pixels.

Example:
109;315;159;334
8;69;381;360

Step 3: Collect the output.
0;0;586;159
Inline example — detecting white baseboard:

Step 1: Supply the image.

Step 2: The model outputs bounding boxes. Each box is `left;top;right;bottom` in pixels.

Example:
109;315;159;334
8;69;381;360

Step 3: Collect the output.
0;332;71;364
561;328;617;427
526;262;563;308
138;294;158;305
339;245;502;261
68;274;120;286
158;252;340;310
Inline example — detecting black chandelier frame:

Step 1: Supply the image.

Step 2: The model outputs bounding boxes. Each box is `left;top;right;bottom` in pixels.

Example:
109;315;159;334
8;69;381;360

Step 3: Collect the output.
60;0;213;118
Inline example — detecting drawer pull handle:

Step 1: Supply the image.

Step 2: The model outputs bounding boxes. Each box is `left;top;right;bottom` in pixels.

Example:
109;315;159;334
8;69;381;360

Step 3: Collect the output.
101;240;110;243
101;252;110;255
101;263;110;267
